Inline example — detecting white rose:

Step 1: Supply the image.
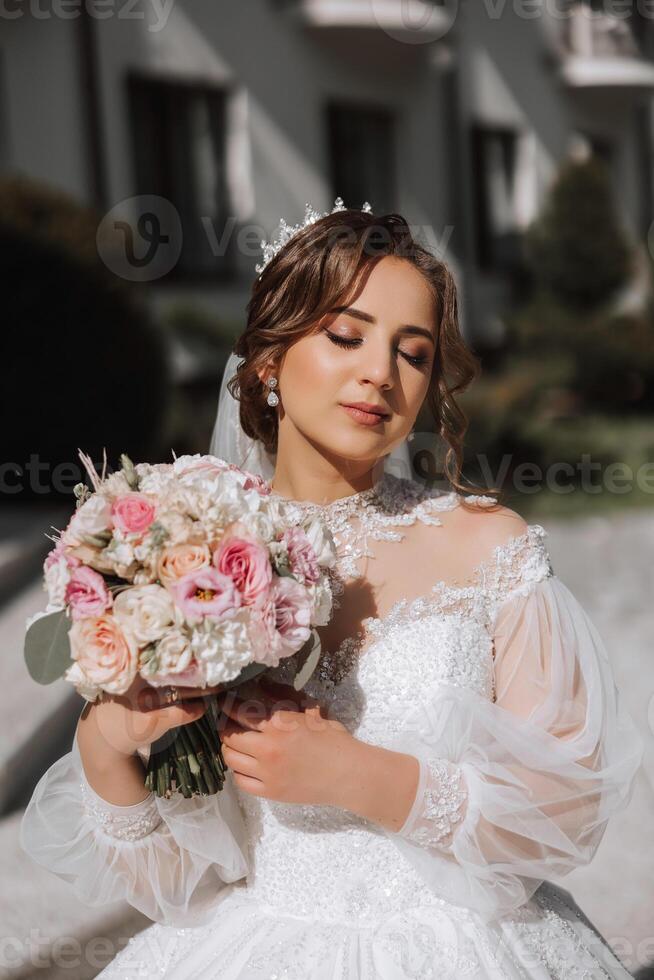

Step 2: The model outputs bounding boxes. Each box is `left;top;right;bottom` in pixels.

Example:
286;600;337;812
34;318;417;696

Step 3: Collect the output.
44;557;71;607
155;628;193;674
113;584;179;645
190;615;252;685
63;494;112;545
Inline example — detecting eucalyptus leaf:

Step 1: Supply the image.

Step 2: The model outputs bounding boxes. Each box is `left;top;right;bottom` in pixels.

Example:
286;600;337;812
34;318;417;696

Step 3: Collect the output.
292;630;322;690
24;608;72;684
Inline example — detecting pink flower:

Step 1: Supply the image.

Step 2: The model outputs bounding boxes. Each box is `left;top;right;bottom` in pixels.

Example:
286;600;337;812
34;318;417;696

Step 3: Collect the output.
44;536;81;572
111;493;156;534
213;537;272;607
250;575;312;666
282;527;320;584
65;566;113;621
68;614;138;695
240;470;271;494
171;567;242;622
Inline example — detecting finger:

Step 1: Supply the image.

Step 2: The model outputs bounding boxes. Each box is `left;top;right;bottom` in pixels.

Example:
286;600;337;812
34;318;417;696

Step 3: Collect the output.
221;743;260;777
220;726;261;758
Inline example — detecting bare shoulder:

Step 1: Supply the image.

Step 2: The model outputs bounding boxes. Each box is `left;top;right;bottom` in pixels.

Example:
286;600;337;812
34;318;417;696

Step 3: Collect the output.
447;496;530;554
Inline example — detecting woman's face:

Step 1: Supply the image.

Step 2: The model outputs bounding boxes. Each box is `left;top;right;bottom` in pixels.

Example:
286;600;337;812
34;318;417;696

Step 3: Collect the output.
272;256;437;465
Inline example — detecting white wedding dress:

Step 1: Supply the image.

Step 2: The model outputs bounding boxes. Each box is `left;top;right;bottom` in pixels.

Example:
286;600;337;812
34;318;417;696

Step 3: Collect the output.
20;472;643;979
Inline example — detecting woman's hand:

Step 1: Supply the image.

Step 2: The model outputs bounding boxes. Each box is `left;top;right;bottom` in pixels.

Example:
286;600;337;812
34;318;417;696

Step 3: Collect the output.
85;675;231;761
216;677;353;807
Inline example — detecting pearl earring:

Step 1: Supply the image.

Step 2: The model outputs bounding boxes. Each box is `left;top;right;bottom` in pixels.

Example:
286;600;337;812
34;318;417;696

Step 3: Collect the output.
265;377;279;407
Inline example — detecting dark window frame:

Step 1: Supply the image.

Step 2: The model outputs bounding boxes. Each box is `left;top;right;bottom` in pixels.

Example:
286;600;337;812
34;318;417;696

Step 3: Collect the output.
470;122;523;275
126;72;236;285
325;99;397;215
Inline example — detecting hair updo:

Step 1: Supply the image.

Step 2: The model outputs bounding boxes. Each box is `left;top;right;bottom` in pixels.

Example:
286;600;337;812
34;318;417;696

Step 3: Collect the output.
229;208;500;500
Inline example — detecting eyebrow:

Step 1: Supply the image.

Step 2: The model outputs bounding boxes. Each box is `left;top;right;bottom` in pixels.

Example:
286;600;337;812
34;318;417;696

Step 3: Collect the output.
331;305;435;344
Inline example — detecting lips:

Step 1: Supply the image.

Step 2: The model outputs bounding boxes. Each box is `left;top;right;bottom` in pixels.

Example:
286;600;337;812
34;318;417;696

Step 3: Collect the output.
340;403;390;426
340;402;389;419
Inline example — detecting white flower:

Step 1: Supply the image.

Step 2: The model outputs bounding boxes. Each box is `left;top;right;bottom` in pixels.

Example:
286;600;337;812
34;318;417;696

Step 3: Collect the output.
155;628;194;674
190;614;252;685
156;509;197;546
102;536;137;578
64;661;102;702
113;584;180;645
102;471;132;496
44;557;71;607
63;494;112;545
307;578;333;626
303;518;337;568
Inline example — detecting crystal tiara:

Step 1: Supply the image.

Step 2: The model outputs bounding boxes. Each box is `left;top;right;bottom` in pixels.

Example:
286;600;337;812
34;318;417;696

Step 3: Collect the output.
255;196;373;277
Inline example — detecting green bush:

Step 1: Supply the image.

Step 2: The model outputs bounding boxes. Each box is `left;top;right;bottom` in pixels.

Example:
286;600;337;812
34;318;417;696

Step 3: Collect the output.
0;176;171;500
525;157;632;312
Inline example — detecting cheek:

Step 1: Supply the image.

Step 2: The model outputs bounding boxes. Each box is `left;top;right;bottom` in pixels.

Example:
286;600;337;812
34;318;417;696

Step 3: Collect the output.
282;339;344;406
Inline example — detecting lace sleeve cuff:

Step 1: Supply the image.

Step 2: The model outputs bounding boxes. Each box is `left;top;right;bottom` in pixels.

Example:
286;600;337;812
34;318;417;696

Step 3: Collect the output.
79;770;163;841
397;756;468;852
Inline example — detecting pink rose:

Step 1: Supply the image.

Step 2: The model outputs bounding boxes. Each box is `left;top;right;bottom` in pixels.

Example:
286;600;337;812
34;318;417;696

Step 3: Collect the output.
171;567;242;622
111;493;156;534
250;575;312;666
282;527;320;584
65;566;113;621
68;614;138;695
213;537;272;607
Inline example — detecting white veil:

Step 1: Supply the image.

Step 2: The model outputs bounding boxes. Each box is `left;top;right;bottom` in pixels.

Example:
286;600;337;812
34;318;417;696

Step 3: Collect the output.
209;351;412;482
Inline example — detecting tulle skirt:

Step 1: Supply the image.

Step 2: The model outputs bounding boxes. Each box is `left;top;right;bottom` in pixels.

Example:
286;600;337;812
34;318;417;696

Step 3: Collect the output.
95;879;633;979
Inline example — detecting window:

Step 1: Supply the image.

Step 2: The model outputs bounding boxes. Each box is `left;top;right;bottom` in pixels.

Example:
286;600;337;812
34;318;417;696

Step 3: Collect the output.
470;124;524;275
127;75;234;282
326;102;397;213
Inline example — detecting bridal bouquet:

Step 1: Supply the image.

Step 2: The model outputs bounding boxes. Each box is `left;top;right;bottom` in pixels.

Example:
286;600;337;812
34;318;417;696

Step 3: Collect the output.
24;450;336;798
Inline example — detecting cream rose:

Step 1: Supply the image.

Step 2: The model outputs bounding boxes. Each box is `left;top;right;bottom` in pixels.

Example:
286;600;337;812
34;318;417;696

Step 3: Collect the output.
157;542;211;588
66;614;138;696
113;584;179;645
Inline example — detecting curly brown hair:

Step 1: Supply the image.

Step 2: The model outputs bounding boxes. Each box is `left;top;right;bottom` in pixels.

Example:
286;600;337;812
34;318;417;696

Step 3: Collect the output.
229;208;501;503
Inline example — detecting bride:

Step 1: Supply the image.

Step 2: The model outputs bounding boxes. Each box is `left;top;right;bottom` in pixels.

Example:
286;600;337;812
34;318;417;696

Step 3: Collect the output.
20;202;643;978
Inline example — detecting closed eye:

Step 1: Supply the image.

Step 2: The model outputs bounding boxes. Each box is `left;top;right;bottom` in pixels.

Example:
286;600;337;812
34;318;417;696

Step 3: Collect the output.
324;330;429;368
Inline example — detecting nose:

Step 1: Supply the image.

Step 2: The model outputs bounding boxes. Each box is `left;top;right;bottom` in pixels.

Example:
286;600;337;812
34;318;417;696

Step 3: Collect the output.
358;339;395;390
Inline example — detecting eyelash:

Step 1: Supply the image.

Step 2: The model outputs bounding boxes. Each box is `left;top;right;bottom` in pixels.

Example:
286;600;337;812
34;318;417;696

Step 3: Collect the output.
324;330;429;368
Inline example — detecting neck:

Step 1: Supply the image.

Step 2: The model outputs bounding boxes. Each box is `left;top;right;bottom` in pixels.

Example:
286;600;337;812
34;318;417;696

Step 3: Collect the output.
270;448;387;505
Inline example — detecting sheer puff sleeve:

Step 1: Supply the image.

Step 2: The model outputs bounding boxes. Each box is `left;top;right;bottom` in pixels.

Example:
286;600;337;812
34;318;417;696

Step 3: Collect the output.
19;710;250;926
386;520;644;920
